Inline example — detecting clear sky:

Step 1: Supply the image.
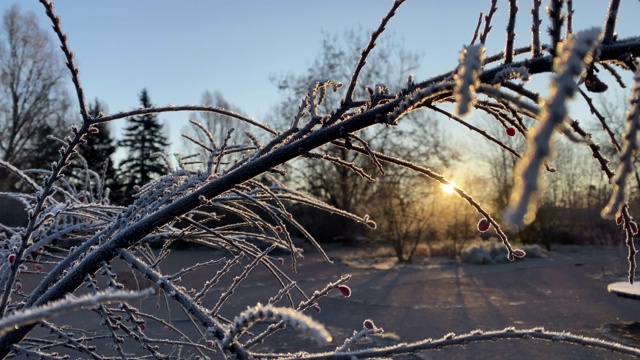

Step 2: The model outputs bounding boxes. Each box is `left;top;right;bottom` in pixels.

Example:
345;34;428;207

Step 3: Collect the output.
1;1;639;161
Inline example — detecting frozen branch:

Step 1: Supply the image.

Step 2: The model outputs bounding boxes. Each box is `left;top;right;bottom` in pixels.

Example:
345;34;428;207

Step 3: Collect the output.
93;105;276;135
602;0;621;44
288;327;640;359
504;0;518;64
0;288;153;336
343;0;406;105
479;0;498;44
530;0;542;57
454;45;485;116
505;28;601;227
222;303;331;349
602;71;640;218
39;0;89;120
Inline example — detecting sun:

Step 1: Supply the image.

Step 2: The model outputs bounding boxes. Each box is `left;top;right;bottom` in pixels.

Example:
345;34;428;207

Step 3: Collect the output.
441;182;457;194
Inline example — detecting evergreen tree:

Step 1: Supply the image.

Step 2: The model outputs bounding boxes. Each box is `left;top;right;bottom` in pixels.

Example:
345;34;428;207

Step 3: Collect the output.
80;99;122;203
118;89;170;203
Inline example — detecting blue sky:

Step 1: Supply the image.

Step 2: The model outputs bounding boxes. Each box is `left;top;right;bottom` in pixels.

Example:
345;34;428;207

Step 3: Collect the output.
2;1;639;160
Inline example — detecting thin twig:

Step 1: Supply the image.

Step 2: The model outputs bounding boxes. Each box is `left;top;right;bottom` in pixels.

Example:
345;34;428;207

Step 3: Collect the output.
342;0;406;106
470;12;484;45
94;105;276;135
479;0;499;44
531;0;543;57
603;0;621;43
504;0;518;64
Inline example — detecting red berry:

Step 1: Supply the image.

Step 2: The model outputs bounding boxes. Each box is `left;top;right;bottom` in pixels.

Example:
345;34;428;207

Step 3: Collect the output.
15;281;22;291
363;319;376;329
338;285;351;297
88;127;99;134
506;127;516;137
155;303;161;310
8;254;16;265
276;258;285;266
34;264;44;271
512;249;526;258
312;305;321;313
366;220;377;229
139;324;145;331
477;218;490;232
507;252;515;262
616;214;624;225
630;221;639;235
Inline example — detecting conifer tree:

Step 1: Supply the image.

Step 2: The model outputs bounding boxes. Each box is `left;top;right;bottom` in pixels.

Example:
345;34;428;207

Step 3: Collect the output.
118;89;170;202
80;99;122;203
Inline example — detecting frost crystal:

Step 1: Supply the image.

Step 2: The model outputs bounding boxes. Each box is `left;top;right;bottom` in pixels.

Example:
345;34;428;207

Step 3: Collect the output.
454;44;485;116
505;28;601;227
602;70;640;218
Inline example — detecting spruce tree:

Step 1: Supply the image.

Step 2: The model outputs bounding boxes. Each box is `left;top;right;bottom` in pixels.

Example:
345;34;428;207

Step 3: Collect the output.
81;99;122;203
118;89;170;203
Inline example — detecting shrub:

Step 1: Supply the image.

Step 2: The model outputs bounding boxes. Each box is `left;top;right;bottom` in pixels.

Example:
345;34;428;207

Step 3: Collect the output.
461;239;543;265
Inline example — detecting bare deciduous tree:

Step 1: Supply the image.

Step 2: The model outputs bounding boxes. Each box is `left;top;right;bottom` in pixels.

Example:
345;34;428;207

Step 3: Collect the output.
0;5;68;167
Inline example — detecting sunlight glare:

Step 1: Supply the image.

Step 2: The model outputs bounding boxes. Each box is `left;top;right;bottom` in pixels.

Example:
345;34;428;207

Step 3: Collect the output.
441;182;457;194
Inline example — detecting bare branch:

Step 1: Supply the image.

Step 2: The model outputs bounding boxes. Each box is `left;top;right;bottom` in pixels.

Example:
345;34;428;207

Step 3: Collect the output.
602;0;621;44
342;0;406;105
504;0;519;64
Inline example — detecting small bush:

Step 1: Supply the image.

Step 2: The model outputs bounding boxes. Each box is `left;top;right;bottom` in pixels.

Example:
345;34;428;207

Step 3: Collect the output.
460;240;543;265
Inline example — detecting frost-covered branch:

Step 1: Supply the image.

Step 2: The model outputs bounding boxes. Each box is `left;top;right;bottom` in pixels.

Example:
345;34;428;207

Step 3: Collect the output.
454;45;485;116
0;288;153;336
505;28;602;227
1;1;640;358
222;303;331;349
602;71;640;218
602;0;621;44
286;327;640;359
504;0;518;64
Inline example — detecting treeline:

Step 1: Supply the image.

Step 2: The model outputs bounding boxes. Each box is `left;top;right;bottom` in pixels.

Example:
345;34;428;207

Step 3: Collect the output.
1;5;633;261
0;6;169;206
